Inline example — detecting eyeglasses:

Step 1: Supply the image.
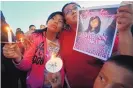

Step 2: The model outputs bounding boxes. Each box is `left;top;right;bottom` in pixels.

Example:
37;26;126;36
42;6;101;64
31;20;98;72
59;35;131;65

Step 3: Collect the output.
64;6;80;15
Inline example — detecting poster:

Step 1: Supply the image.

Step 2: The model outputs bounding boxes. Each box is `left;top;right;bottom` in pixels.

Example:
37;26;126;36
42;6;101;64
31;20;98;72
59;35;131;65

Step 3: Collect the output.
73;5;119;61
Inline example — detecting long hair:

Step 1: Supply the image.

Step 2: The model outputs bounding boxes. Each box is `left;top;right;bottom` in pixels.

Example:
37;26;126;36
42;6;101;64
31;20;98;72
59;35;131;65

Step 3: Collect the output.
34;11;65;39
86;16;101;34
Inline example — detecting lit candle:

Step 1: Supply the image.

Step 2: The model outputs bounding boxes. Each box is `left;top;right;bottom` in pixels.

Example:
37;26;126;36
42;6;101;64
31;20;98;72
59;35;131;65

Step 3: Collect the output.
45;53;63;73
6;27;12;43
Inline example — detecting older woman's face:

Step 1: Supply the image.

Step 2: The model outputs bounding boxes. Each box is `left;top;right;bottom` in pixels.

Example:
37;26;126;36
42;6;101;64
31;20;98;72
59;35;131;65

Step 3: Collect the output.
47;14;64;33
63;4;79;25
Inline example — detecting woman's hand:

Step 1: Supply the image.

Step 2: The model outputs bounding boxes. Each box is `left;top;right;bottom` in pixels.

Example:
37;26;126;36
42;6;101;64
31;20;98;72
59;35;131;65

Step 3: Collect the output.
3;43;22;62
116;2;133;32
47;72;62;88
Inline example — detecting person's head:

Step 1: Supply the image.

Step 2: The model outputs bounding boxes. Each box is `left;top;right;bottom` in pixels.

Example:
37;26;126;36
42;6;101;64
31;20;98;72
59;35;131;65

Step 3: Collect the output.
29;25;36;31
62;2;80;27
16;28;21;32
16;30;24;41
40;24;46;29
46;11;65;33
94;55;133;88
87;16;101;34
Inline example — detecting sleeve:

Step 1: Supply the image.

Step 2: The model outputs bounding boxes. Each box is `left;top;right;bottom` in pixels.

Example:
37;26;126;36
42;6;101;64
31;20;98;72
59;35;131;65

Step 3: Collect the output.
13;33;37;71
112;35;119;56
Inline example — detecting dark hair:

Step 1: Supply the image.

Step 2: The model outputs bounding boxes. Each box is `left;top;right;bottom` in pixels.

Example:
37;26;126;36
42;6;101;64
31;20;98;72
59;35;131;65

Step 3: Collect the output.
16;30;24;35
29;25;35;29
107;55;133;73
131;25;133;36
34;11;65;39
62;2;81;14
86;16;101;34
46;11;65;24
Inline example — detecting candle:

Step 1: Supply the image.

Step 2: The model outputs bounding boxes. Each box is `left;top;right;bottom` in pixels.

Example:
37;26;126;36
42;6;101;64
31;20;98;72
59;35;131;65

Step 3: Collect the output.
6;27;12;43
45;53;63;73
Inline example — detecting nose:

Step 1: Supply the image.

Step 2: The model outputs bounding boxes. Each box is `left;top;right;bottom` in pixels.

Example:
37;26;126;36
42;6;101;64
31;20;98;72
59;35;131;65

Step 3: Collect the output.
72;9;77;15
54;19;58;24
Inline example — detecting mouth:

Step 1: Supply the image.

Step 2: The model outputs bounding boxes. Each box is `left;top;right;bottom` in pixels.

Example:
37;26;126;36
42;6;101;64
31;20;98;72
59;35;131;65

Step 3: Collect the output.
73;15;77;19
51;24;57;29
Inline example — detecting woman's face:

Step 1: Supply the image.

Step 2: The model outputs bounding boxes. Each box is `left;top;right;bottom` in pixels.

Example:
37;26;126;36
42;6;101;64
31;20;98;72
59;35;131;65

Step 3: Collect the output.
47;14;64;33
63;4;79;26
90;18;99;30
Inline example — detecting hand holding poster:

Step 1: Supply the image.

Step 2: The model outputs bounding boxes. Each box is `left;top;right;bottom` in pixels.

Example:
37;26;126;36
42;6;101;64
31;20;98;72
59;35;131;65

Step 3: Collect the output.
73;5;119;61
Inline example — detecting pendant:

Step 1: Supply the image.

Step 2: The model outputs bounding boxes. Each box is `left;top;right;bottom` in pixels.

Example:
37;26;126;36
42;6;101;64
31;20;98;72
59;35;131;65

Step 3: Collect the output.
45;56;63;73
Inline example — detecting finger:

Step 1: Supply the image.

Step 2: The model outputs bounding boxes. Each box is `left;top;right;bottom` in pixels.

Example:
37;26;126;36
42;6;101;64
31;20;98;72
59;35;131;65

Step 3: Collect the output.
3;52;15;58
3;47;14;53
10;43;17;48
116;12;132;19
118;4;133;14
47;73;53;80
117;17;130;24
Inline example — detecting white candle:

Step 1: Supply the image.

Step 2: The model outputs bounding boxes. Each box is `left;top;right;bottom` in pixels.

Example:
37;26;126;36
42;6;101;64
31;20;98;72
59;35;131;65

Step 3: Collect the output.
45;54;63;73
7;29;12;43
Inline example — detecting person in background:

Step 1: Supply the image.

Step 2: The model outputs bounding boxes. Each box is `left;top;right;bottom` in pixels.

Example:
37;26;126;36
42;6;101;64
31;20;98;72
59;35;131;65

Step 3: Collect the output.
60;2;133;88
1;11;27;88
25;25;36;37
16;28;21;32
40;24;46;29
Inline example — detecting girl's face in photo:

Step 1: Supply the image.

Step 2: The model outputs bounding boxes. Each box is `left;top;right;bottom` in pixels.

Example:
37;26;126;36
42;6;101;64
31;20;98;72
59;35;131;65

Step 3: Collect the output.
90;18;99;30
47;14;64;33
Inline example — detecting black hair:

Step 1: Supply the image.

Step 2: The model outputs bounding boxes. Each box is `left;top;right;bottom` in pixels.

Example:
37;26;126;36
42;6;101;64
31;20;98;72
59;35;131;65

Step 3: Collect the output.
34;11;65;39
107;55;133;73
16;30;24;35
131;25;133;36
86;16;101;34
29;25;35;29
62;2;81;14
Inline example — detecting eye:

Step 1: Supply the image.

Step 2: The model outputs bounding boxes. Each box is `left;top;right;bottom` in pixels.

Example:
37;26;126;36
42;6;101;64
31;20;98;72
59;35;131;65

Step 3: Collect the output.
65;9;72;15
73;6;78;10
98;74;105;84
59;20;63;23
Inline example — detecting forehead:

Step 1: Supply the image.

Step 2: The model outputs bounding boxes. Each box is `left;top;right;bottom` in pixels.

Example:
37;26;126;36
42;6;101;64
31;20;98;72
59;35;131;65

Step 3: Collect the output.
52;14;63;20
101;62;133;87
31;26;35;28
63;3;77;11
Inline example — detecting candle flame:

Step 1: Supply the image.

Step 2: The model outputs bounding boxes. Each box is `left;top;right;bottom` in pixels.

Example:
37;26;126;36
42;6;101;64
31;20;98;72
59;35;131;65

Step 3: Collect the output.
6;26;10;31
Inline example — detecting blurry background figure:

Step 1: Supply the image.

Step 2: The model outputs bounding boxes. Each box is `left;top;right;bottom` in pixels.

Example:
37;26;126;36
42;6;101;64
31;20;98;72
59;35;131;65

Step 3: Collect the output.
40;24;46;29
1;11;27;88
25;25;36;37
16;30;25;42
16;28;21;32
1;11;15;43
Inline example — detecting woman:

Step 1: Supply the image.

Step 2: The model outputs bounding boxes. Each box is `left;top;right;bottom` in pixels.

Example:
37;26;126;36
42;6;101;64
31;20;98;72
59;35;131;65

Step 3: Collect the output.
60;2;133;88
86;16;101;34
3;11;65;88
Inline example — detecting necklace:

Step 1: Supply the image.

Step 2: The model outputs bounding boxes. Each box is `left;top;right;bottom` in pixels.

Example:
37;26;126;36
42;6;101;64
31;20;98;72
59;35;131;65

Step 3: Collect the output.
46;38;60;55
